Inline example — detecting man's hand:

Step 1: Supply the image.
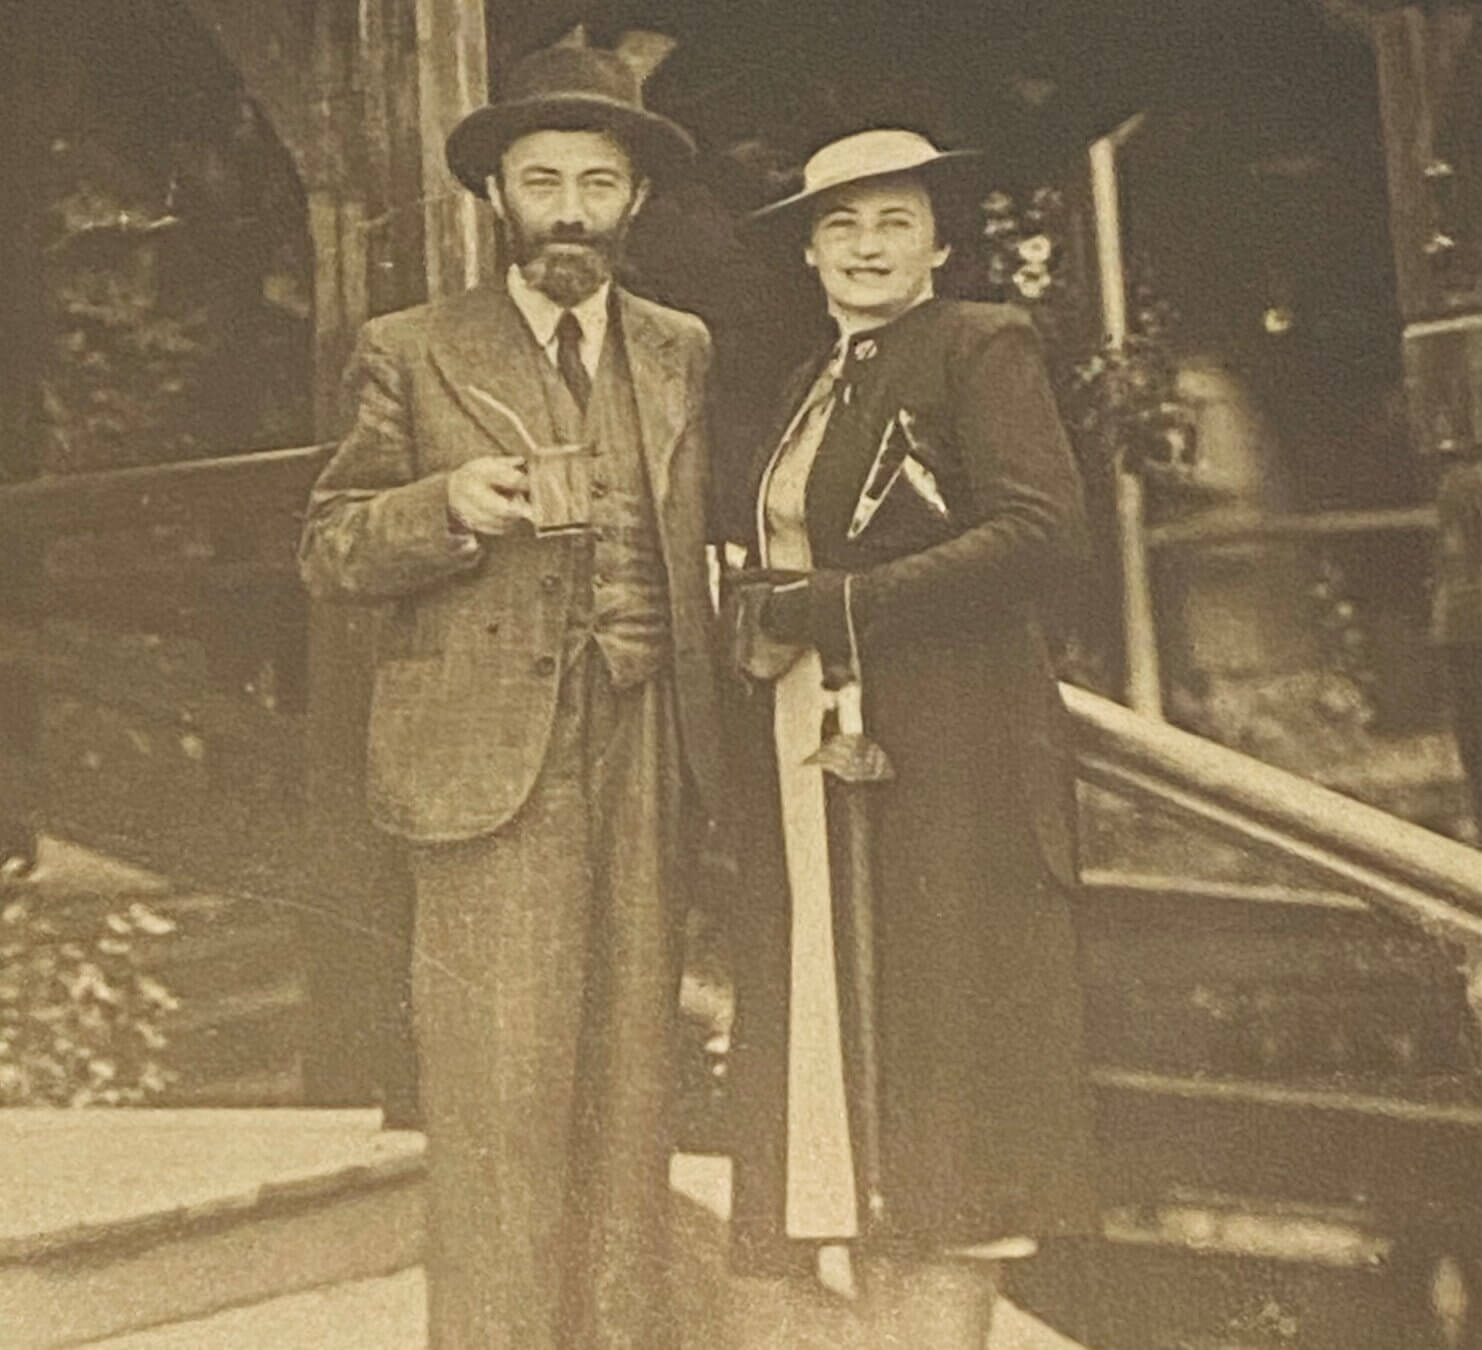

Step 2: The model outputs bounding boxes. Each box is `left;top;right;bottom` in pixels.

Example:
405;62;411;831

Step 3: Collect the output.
446;456;534;535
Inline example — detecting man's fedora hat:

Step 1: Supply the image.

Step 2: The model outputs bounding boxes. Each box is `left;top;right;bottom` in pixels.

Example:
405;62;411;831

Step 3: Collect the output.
749;128;982;222
446;46;696;198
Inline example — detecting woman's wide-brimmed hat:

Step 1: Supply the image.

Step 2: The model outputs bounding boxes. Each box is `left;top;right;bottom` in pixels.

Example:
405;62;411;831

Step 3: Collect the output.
446;46;696;198
749;128;982;223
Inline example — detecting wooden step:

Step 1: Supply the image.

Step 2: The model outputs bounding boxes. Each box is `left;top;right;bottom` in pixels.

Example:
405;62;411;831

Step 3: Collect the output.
2;860;311;1106
164;1063;304;1107
1077;872;1482;1083
145;919;301;1004
1008;1222;1406;1350
162;981;308;1089
1093;1066;1482;1213
1008;1184;1482;1349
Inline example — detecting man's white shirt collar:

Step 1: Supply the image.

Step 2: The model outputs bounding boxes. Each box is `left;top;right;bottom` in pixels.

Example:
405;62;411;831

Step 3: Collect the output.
506;264;610;379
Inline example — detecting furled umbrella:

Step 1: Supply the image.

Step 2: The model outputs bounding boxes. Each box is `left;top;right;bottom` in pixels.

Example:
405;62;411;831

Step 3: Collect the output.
804;575;894;1237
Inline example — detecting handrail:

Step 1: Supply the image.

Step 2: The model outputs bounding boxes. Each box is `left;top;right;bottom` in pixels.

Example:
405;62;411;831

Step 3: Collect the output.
0;443;334;536
1062;684;1482;952
1144;504;1438;551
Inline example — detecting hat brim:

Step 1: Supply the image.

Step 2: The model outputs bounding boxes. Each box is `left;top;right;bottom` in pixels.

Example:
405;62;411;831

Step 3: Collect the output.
747;149;985;226
446;95;696;197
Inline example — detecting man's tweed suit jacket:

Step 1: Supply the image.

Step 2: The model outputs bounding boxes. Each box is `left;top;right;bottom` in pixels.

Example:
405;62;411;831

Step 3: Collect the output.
299;280;722;842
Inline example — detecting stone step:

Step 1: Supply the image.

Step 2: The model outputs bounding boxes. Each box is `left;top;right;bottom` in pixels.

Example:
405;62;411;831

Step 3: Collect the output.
81;1270;426;1349
1;1112;1084;1350
0;1111;423;1349
82;1266;1087;1349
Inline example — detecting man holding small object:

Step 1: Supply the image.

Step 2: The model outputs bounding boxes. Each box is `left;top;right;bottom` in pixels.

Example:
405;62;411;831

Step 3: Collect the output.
298;44;721;1350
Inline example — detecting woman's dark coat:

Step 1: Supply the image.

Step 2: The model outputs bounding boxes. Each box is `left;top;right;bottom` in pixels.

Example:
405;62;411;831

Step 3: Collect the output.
724;297;1100;1270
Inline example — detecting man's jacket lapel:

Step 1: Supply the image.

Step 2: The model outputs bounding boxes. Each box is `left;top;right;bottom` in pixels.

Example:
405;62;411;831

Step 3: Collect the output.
427;282;556;454
619;291;688;506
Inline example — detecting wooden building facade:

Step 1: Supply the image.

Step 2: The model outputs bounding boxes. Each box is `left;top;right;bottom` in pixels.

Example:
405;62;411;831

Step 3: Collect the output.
0;0;1478;1112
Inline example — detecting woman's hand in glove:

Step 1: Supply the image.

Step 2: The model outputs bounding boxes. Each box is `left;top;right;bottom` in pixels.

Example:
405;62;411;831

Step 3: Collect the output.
760;570;857;687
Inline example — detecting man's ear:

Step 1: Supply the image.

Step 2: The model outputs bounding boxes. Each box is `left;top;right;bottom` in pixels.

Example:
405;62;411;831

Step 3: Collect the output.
932;241;952;270
803;243;818;271
632;177;652;215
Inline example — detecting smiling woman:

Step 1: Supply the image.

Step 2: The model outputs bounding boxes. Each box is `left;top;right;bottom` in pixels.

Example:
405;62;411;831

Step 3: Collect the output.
724;126;1097;1346
805;181;952;330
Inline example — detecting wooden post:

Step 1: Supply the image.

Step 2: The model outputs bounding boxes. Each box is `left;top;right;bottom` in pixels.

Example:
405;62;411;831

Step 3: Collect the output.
1090;128;1164;719
298;0;491;1117
1374;16;1482;1314
360;0;430;318
295;0;423;1113
416;0;493;297
1374;7;1482;457
0;6;47;866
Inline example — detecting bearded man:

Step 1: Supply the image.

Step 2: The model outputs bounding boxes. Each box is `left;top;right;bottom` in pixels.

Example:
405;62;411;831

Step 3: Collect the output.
298;45;721;1349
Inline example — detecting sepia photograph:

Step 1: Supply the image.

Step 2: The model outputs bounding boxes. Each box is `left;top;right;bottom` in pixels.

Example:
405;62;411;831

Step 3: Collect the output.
0;1;1480;1346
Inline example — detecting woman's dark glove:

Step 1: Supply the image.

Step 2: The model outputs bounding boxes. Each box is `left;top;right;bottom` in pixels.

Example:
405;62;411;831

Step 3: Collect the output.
756;579;810;645
759;569;856;687
720;567;809;681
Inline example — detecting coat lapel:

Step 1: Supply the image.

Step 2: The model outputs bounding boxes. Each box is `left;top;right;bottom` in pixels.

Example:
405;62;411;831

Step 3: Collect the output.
617;291;688;506
426;282;556;455
744;350;835;554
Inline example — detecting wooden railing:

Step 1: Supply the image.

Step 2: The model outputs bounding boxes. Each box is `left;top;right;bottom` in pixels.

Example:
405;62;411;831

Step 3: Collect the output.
1143;504;1439;552
0;445;334;897
1064;683;1482;948
1027;684;1482;1349
0;443;333;536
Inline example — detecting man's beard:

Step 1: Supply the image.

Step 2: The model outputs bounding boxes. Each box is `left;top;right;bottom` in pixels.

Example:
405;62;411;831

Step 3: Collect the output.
507;216;629;308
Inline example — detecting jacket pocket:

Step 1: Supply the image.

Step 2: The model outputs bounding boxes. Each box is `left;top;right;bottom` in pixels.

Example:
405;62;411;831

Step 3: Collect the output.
365;658;453;832
366;658;440;770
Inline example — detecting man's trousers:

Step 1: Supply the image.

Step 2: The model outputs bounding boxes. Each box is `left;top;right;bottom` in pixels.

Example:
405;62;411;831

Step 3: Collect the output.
408;645;685;1348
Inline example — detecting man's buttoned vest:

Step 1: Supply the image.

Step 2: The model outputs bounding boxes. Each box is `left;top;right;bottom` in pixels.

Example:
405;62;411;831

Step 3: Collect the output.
529;313;672;687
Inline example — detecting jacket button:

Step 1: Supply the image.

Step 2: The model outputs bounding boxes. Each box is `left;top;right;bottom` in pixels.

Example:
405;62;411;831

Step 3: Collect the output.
541;573;560;592
591;480;609;498
535;655;556;676
484;621;500;635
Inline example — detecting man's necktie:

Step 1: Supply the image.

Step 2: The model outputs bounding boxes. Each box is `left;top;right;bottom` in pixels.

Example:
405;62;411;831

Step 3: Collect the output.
555;310;591;413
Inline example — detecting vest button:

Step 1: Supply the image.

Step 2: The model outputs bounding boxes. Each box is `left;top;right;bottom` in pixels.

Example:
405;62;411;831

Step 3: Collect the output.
534;655;556;676
591;479;609;498
541;573;560;592
484;621;500;636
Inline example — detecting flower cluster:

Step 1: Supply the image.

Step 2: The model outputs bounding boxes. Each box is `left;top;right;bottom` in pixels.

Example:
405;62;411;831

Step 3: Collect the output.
1307;556;1378;727
1062;289;1197;481
978;187;1063;304
972;187;1195;481
0;893;179;1106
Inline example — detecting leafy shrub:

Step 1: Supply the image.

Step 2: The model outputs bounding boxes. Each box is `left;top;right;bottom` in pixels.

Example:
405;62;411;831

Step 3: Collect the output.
973;186;1197;485
0;892;179;1106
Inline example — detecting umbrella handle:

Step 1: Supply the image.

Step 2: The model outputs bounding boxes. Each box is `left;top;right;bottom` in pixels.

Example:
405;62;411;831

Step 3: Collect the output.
833;575;866;737
835;681;864;737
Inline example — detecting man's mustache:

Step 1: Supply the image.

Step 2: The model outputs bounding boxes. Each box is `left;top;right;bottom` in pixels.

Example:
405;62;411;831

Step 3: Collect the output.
541;224;600;246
